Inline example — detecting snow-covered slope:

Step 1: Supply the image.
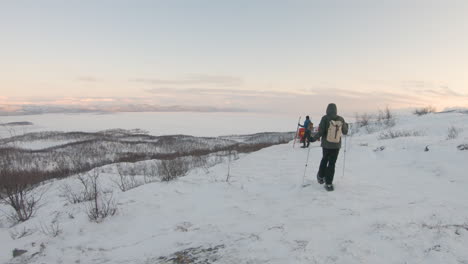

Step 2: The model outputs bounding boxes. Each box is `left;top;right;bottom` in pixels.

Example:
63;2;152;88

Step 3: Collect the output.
1;112;468;264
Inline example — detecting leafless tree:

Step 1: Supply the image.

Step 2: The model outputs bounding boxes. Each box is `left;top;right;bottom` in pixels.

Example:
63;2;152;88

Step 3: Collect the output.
0;137;38;223
112;163;142;191
159;159;189;182
143;161;159;183
84;170;117;222
0;162;46;223
60;173;96;205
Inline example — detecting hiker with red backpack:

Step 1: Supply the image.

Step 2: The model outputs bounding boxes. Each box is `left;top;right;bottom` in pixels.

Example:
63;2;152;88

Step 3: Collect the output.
310;103;348;191
298;116;313;148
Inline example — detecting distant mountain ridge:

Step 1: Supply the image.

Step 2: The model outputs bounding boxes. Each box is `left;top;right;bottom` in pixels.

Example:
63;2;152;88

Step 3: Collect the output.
0;104;248;116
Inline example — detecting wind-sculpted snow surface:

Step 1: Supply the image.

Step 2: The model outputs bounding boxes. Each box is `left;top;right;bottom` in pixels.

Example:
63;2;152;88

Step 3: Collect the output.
1;112;468;263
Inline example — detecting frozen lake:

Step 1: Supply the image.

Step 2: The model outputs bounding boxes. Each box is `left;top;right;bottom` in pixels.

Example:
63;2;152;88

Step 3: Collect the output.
0;112;304;137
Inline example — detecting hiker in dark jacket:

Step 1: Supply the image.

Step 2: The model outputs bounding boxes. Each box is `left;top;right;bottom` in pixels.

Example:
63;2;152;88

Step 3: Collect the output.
311;103;348;191
298;116;313;148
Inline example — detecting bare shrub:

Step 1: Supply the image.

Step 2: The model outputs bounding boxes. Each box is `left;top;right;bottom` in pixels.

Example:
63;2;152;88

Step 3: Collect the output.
422;222;468;232
414;106;436;116
355;113;372;128
60;183;80;204
0;168;46;223
1;130;291;190
9;226;34;240
354;108;396;135
39;214;62;237
143;161;159;183
159;159;189;182
376;110;384;124
84;170;117;222
60;172;98;204
377;107;396;127
378;130;423;140
76;173;98;201
60;183;88;204
112;163;143;192
354;113;377;134
117;162;138;176
191;155;210;169
86;193;117;222
447;126;461;140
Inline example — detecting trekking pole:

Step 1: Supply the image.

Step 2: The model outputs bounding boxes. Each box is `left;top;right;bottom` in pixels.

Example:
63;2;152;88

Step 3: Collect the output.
301;145;312;186
293;116;301;148
342;135;347;178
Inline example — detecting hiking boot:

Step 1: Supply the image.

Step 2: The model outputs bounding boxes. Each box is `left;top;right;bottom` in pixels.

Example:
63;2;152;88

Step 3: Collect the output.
324;184;334;191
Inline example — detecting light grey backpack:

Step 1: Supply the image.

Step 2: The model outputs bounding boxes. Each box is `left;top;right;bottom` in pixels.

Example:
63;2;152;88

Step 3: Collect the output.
326;120;343;143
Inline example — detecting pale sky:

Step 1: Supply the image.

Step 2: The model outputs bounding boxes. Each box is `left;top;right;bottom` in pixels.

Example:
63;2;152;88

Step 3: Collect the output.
1;0;468;115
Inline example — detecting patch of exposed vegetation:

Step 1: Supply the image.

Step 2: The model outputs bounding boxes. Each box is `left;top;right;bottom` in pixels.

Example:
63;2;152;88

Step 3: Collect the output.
413;106;436;116
149;245;225;264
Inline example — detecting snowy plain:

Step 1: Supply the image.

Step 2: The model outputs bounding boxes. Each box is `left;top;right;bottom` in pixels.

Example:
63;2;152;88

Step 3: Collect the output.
0;112;300;138
1;111;468;264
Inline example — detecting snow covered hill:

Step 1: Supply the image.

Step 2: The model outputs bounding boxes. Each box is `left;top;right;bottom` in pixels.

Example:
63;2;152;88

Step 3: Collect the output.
1;111;468;264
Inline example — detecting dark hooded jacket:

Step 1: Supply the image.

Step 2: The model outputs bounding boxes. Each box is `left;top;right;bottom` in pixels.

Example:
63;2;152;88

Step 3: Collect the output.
313;103;348;149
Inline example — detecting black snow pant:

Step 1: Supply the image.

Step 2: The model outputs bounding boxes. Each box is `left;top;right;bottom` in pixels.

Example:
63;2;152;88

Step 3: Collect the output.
317;148;340;184
302;130;311;147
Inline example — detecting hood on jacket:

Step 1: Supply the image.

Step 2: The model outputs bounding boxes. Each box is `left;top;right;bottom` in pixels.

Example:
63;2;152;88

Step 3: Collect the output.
326;103;338;118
